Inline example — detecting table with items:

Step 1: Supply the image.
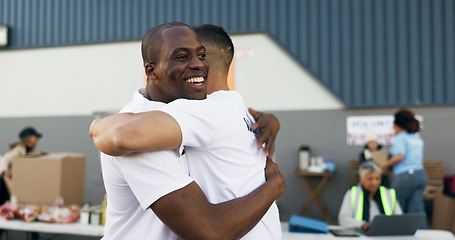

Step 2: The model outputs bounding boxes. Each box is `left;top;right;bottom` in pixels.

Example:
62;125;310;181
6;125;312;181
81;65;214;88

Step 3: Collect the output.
0;217;104;239
296;170;334;221
281;222;455;240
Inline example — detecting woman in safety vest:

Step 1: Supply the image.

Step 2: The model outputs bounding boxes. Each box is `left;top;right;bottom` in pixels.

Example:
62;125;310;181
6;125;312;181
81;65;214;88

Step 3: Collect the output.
338;161;402;230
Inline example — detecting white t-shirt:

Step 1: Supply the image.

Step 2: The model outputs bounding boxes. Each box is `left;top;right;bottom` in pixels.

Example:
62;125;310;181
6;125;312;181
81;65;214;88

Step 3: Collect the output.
160;90;282;240
101;89;193;240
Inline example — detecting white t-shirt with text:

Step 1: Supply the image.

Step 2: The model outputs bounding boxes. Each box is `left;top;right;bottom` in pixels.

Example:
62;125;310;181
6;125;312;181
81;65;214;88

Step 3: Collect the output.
160;90;282;240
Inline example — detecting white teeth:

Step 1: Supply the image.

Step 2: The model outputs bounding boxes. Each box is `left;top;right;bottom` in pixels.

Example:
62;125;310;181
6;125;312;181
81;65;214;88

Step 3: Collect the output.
186;77;204;83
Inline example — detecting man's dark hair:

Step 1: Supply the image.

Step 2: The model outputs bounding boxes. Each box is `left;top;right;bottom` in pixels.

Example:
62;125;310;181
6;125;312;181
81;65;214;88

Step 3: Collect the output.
193;24;234;73
141;22;190;65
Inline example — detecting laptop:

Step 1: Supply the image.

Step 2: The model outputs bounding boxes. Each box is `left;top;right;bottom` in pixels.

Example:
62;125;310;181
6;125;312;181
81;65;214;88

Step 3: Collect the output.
364;213;426;236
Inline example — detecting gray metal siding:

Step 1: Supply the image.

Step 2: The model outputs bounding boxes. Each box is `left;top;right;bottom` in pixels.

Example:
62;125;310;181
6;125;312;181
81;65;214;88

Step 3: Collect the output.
0;0;454;108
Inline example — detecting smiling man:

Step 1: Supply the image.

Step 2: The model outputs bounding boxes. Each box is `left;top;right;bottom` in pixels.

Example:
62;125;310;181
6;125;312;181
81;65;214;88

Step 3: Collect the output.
141;23;208;103
99;22;284;240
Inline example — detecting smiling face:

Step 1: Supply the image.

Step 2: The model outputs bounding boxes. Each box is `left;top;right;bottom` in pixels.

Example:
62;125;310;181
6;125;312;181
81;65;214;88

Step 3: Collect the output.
360;172;381;193
147;26;209;103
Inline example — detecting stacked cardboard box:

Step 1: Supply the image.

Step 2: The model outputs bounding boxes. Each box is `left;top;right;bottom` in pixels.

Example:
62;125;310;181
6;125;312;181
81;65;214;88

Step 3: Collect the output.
11;152;86;205
432;194;455;233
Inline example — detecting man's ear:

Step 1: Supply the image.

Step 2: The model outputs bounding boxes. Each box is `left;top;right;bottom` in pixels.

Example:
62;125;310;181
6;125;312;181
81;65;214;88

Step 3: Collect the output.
145;63;158;80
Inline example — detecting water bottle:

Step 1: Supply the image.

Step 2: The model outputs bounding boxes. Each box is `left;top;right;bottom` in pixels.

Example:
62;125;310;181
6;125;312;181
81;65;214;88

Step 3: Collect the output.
298;146;311;170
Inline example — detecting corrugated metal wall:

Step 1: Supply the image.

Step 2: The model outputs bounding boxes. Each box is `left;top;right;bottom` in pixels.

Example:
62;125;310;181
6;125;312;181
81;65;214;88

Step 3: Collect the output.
1;0;454;108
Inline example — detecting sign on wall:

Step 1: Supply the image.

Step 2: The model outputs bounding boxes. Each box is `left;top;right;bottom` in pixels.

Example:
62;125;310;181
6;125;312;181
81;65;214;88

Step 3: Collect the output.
346;115;423;146
346;115;395;146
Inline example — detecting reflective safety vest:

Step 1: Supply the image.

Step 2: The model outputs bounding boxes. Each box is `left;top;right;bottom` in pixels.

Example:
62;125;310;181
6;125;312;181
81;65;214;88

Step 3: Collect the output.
350;185;397;221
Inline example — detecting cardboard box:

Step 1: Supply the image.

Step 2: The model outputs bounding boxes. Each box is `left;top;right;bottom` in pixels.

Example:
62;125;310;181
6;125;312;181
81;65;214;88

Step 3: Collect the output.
372;150;389;165
11;152;85;206
432;194;455;233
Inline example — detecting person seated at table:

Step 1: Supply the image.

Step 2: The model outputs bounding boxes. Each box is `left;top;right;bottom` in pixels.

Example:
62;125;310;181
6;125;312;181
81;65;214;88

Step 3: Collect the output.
338;161;402;230
359;133;390;187
359;133;384;164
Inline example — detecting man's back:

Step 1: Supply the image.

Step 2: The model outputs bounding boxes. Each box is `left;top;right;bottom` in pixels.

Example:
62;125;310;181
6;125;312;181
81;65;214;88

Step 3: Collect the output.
160;90;282;239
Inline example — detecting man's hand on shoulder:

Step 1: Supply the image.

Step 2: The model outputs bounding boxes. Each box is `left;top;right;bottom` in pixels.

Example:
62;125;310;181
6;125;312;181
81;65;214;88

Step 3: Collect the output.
248;108;280;158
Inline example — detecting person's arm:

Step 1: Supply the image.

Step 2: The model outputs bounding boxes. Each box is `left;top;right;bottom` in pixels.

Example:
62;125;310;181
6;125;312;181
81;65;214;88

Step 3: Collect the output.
381;154;404;172
90;108;281;157
89;111;182;156
359;151;367;164
0;146;22;178
338;190;365;229
394;200;403;215
152;157;285;240
381;134;405;172
248;108;280;158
